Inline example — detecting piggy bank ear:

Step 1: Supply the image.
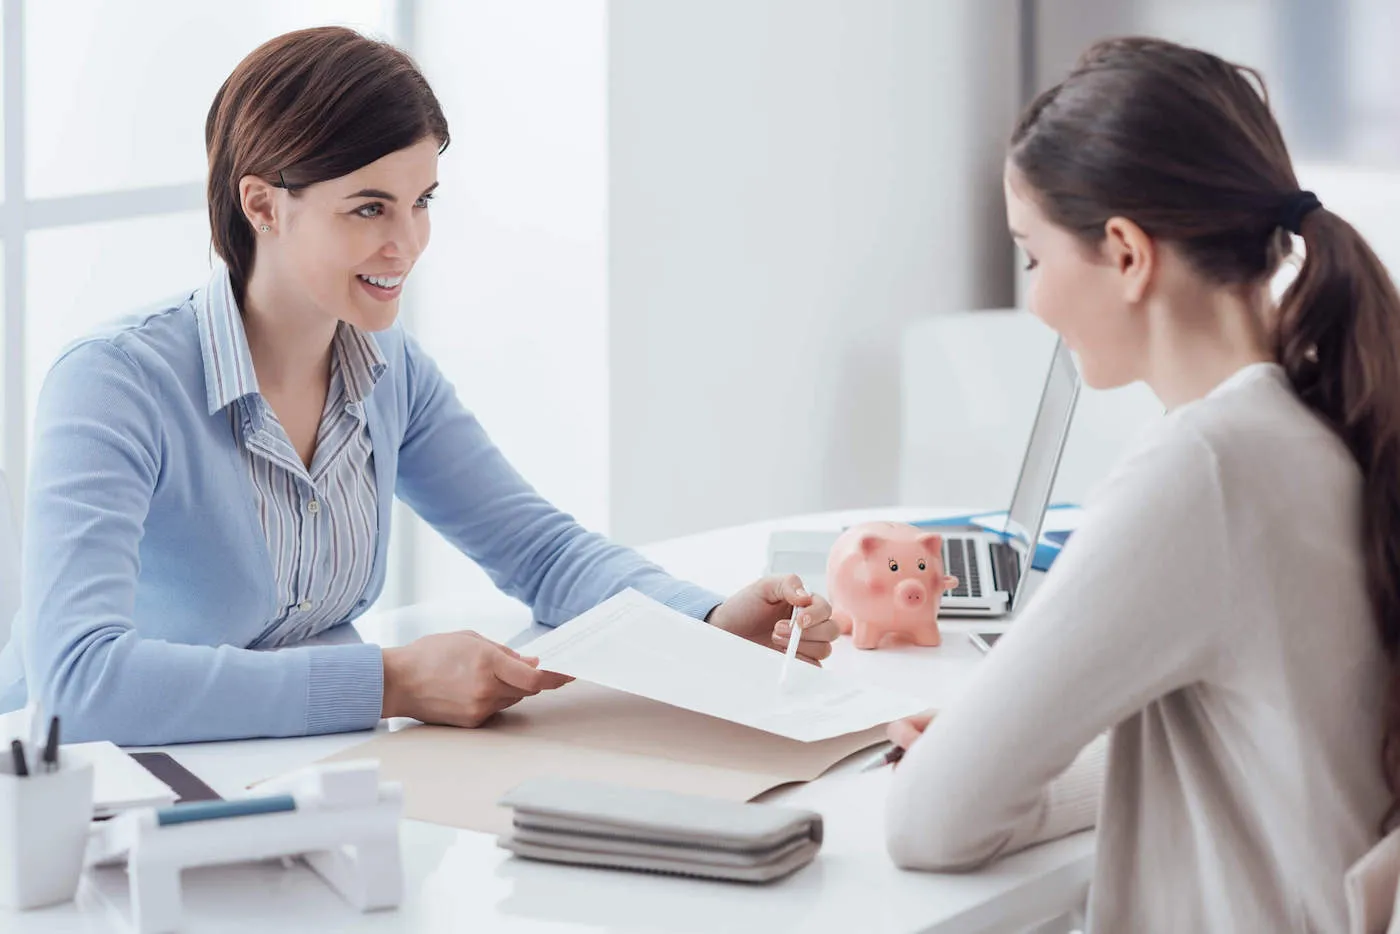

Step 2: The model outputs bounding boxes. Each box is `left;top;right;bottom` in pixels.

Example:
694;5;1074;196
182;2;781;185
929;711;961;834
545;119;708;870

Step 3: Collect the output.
858;533;883;556
916;532;943;554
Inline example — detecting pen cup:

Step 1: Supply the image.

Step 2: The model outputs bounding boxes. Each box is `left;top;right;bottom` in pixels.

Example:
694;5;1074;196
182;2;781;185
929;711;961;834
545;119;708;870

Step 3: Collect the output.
0;759;94;910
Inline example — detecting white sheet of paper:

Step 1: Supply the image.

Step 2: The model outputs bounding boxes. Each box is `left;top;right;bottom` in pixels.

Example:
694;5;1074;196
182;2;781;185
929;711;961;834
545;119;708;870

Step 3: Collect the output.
518;589;929;742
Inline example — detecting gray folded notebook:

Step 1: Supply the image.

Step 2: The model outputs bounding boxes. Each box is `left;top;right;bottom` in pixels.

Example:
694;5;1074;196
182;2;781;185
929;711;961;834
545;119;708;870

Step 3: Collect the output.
497;777;823;883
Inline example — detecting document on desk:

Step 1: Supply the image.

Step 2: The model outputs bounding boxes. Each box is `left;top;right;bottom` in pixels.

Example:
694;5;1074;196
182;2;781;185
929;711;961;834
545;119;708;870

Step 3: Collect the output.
518;589;928;742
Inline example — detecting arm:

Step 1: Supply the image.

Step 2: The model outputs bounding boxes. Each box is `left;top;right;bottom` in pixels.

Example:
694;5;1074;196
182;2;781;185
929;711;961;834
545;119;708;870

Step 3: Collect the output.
393;332;723;625
20;340;383;745
886;425;1234;870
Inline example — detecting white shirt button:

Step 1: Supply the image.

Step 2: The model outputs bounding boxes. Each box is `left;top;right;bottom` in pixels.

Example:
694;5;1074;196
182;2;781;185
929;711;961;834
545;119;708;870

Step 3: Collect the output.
298;600;313;612
307;500;321;516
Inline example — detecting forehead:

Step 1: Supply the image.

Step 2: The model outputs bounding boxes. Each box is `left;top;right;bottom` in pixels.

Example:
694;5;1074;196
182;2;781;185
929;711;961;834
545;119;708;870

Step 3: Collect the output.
1002;164;1043;231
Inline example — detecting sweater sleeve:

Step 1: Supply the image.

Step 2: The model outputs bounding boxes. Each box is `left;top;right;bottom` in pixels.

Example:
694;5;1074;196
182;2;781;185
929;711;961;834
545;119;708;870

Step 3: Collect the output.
886;423;1235;870
393;332;724;625
19;340;384;745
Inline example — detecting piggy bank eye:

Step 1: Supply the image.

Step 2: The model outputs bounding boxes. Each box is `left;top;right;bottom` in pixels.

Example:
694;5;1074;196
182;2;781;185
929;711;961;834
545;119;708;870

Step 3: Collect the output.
888;560;899;572
918;560;927;571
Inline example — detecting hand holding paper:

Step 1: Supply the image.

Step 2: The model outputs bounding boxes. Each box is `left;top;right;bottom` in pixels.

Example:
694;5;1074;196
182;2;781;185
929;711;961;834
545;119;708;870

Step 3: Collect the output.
519;589;928;742
382;630;573;727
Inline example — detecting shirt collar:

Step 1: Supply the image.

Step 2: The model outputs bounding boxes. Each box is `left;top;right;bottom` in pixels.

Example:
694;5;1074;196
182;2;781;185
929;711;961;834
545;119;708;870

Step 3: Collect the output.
332;320;388;405
195;265;260;416
195;264;388;416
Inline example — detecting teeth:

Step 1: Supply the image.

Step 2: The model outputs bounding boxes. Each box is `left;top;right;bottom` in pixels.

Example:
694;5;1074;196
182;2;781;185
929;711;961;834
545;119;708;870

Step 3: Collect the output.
359;274;404;289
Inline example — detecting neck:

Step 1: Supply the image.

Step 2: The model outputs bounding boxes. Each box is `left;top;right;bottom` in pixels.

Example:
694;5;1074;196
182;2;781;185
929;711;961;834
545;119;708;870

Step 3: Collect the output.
1143;280;1274;410
240;265;337;391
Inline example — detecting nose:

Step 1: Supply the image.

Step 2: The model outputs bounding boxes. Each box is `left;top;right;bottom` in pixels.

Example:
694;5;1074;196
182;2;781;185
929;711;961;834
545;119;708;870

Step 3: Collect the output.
895;579;926;605
386;213;426;261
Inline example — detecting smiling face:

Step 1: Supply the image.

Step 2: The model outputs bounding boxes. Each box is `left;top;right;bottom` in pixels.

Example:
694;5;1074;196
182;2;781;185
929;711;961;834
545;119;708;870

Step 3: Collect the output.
1004;163;1148;390
248;135;440;332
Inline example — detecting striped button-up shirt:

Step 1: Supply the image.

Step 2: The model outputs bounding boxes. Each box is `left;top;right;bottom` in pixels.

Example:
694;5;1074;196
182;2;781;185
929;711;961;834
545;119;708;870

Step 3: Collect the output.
198;275;385;648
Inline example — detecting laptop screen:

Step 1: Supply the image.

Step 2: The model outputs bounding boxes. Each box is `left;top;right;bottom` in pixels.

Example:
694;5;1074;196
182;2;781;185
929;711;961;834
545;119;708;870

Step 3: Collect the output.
1001;339;1080;587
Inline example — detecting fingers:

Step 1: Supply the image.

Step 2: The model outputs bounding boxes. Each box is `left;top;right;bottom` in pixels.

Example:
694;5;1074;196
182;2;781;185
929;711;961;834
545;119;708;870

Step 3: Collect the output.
886;713;933;750
769;573;814;608
802;592;833;624
491;648;556;693
773;631;833;665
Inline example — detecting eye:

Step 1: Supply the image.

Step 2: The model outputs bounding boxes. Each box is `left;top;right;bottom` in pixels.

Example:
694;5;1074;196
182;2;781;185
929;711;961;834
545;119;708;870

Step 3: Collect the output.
354;202;385;219
888;560;899;572
414;192;436;209
918;560;927;571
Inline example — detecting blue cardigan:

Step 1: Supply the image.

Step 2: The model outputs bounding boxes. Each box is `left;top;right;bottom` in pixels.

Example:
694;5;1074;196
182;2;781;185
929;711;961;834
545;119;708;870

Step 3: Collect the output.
0;270;723;744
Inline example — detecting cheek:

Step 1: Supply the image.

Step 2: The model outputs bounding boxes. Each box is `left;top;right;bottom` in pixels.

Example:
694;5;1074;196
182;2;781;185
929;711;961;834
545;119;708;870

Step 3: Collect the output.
1030;263;1140;389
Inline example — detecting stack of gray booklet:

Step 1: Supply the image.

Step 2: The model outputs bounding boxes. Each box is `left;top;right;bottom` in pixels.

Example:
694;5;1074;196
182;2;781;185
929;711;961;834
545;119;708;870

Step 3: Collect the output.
498;777;823;882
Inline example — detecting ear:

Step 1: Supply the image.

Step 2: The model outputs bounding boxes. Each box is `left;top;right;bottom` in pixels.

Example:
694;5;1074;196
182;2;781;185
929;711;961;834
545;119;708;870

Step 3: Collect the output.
238;174;280;234
1102;216;1155;305
858;534;882;556
915;532;943;554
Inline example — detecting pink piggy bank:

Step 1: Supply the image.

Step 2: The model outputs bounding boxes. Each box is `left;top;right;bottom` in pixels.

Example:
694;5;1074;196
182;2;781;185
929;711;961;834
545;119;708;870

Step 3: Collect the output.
826;522;959;650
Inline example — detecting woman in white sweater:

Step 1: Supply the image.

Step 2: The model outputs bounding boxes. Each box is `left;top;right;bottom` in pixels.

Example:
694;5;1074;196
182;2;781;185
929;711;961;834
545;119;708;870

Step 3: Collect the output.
884;37;1400;932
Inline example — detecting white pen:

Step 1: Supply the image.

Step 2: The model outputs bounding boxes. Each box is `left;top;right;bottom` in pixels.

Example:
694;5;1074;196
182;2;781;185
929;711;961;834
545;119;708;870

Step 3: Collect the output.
777;604;803;686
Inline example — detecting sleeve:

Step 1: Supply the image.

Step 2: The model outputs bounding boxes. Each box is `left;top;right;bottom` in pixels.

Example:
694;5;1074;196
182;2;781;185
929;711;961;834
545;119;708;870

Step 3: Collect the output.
19;340;384;745
885;424;1235;870
393;332;724;626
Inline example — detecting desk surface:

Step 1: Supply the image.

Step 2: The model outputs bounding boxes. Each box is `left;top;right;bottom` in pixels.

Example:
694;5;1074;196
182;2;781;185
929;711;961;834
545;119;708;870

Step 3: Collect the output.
9;507;1092;934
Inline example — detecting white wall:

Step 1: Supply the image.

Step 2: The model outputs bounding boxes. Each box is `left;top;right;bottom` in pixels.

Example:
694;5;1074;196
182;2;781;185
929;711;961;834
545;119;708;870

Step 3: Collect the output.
407;1;610;601
608;0;1021;544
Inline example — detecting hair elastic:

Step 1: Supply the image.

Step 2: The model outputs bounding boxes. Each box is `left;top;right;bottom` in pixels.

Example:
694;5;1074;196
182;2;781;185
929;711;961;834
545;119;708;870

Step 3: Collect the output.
1279;190;1322;234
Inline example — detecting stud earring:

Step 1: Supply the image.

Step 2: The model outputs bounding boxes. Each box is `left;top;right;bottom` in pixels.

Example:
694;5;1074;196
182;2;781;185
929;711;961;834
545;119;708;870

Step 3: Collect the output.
259;224;271;233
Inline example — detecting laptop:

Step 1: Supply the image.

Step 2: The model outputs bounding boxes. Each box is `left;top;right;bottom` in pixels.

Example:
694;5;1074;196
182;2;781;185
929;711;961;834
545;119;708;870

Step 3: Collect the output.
765;338;1081;618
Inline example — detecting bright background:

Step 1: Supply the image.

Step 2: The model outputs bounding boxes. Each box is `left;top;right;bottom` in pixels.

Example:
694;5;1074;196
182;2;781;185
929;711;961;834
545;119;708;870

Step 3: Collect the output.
1;0;1395;611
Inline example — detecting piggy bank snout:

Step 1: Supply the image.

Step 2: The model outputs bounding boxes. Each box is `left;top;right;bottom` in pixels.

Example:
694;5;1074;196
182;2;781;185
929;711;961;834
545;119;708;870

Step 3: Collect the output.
895;579;927;605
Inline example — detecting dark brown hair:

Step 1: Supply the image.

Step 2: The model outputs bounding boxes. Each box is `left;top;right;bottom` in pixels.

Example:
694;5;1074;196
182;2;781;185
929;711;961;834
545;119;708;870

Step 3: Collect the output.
205;26;450;303
1012;37;1400;831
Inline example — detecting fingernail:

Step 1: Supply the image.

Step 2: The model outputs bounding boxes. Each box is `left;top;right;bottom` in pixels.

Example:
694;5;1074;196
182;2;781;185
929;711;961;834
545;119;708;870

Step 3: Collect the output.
776;621;792;636
795;587;810;598
797;613;809;628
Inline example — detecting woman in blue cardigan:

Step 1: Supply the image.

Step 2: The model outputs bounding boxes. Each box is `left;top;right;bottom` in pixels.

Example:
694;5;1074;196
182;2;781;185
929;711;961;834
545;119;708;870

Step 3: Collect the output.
0;27;837;744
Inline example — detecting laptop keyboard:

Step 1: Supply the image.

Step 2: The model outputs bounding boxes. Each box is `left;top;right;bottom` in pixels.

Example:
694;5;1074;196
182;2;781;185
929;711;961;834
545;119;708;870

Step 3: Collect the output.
942;539;983;599
943;538;1023;601
989;540;1021;597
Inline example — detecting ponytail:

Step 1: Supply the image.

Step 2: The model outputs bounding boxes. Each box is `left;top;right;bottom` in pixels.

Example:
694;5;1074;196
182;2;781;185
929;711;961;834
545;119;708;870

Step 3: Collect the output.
1276;209;1400;830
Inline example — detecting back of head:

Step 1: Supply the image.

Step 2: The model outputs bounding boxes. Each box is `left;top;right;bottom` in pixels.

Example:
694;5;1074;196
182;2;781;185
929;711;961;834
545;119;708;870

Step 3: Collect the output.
205;26;449;303
1012;36;1400;831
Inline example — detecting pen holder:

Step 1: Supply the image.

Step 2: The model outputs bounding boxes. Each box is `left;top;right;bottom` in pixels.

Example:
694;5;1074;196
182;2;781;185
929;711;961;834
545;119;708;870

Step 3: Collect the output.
0;759;94;910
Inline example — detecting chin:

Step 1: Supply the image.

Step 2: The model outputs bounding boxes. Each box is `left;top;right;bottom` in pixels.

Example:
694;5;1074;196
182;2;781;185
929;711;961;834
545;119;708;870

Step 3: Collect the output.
1078;357;1137;391
345;298;402;332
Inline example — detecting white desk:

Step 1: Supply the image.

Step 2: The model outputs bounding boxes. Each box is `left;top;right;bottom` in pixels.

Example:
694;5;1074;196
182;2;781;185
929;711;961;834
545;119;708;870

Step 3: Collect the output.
8;508;1093;934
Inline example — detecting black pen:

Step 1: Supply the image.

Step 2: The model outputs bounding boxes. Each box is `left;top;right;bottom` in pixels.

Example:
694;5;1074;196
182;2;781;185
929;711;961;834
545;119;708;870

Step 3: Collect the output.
10;739;28;777
41;716;60;773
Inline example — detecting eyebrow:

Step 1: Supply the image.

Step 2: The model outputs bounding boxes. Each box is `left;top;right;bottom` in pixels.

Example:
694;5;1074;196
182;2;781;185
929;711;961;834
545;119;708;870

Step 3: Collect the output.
344;182;440;202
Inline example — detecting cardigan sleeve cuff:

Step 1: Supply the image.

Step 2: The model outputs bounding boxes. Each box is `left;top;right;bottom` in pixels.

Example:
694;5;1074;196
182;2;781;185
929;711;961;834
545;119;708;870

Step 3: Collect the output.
303;642;385;735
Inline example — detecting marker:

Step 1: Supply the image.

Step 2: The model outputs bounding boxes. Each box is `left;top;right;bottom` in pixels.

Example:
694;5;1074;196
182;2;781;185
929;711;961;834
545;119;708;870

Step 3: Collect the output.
41;716;60;773
155;794;298;827
777;604;803;686
9;739;28;778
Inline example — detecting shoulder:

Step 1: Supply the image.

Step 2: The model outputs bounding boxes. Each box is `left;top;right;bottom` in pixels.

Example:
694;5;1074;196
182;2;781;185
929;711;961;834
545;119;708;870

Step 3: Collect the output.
40;290;204;417
50;290;201;382
1172;364;1358;491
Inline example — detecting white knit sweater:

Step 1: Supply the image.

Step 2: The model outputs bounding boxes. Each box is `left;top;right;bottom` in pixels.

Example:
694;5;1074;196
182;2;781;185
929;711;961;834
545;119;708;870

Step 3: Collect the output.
886;363;1390;933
